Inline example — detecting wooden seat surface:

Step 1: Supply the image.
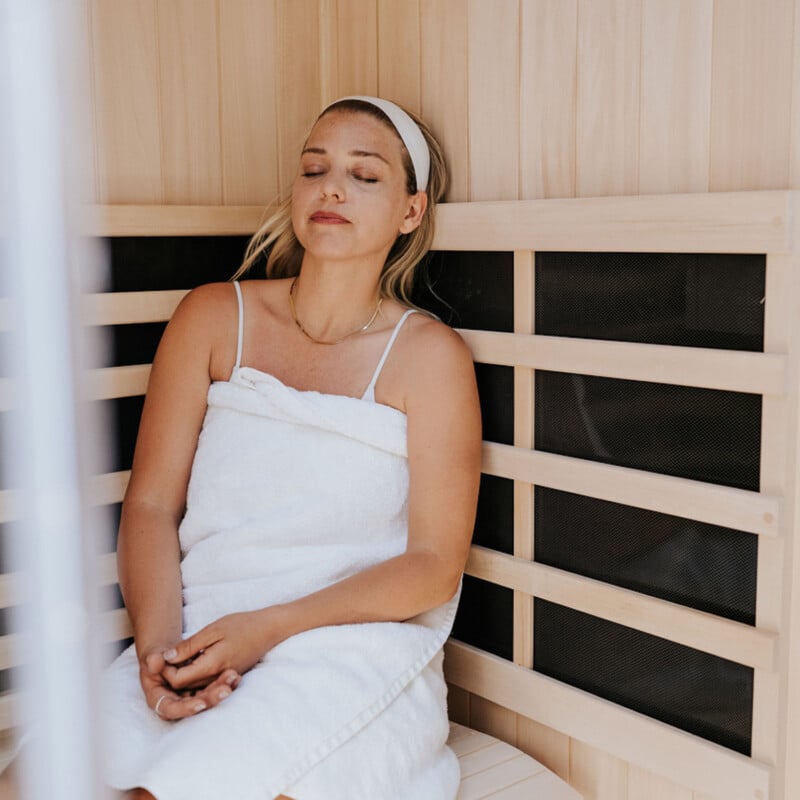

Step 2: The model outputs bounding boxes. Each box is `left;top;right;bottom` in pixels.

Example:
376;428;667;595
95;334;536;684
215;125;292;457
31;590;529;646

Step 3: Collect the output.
449;722;582;800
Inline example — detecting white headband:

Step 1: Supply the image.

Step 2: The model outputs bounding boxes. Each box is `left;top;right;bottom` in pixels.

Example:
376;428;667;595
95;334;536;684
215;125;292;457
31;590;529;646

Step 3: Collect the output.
327;95;430;192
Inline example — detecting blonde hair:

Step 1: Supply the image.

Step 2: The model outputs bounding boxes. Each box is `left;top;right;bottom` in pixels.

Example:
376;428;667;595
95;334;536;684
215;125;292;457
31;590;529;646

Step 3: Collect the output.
231;99;448;307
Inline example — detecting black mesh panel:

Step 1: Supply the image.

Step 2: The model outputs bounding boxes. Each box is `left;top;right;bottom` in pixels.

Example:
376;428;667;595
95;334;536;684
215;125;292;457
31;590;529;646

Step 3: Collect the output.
535;371;761;491
535;487;757;624
534;600;753;754
451;576;513;661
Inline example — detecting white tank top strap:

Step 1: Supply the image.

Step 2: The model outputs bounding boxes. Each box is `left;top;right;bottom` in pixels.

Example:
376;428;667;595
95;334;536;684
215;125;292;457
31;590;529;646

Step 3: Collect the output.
361;309;417;402
232;280;244;371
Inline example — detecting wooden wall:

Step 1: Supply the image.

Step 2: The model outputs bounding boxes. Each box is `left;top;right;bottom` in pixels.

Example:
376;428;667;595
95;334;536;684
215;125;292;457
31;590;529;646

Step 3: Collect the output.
88;0;800;206
84;3;800;800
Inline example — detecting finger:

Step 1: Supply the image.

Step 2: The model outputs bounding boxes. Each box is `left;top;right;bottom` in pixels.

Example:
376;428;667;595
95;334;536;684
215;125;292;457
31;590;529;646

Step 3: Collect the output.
144;651;165;674
150;691;208;721
162;650;221;690
163;628;216;665
192;670;241;709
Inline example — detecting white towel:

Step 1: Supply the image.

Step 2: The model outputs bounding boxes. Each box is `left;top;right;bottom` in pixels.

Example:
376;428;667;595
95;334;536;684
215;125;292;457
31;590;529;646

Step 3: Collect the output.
102;367;462;799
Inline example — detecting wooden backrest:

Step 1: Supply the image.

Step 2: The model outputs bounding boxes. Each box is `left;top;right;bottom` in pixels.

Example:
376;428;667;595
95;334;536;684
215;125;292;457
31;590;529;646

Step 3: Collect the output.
1;191;798;800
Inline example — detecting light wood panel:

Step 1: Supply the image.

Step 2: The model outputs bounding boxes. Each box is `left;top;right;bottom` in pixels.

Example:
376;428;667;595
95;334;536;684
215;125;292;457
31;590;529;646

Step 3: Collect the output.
569;740;628;800
575;0;641;197
218;0;280;204
90;0;161;203
467;0;520;200
418;0;471;200
519;0;578;199
156;0;222;203
377;0;421;113
336;0;379;96
516;715;571;784
638;0;713;194
276;0;321;193
709;0;795;191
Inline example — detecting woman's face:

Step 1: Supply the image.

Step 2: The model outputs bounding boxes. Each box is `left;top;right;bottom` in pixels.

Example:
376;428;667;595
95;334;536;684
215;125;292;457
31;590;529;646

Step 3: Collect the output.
291;110;425;267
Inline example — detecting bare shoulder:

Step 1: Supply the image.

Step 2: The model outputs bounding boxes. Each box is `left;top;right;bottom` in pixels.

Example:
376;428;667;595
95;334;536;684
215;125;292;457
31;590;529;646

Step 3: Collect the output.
398;312;478;410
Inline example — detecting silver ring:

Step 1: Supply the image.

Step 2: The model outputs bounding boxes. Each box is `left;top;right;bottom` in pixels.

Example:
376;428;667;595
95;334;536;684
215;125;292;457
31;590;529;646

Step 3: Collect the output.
154;695;168;718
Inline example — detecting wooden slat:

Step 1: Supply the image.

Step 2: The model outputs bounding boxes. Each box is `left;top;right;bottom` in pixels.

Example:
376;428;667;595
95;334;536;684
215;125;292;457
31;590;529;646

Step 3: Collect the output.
465;545;777;672
156;0;221;204
86;364;150;400
432;192;793;253
218;0;280;205
82;289;188;325
467;0;519;200
90;0;162;203
458;754;545;799
638;0;712;195
519;0;578;200
84;204;267;237
481;442;780;538
336;0;378;96
709;0;795;192
420;0;469;201
89;470;130;506
484;770;581;800
444;640;771;800
377;0;420;113
575;0;641;197
459;330;787;395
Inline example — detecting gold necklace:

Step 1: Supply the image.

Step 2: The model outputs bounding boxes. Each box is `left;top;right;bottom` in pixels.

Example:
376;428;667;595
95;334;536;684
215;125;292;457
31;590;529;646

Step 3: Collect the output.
288;277;383;345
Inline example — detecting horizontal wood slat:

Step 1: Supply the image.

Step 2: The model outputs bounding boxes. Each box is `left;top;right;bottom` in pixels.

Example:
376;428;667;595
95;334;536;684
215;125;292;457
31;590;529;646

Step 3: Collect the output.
0;471;128;526
465;545;777;672
81;192;793;253
82;289;188;325
482;442;780;537
443;640;771;800
86;364;151;400
434;191;792;253
459;330;787;395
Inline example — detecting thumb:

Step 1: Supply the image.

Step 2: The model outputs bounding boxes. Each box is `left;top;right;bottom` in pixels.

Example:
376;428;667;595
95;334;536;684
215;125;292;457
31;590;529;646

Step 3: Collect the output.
145;651;166;674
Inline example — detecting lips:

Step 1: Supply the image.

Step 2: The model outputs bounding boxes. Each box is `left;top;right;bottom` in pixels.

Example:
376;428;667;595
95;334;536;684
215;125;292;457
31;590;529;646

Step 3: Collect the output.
310;211;350;224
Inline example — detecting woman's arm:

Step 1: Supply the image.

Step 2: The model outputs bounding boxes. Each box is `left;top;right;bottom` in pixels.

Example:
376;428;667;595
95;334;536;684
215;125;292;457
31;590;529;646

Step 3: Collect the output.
161;320;482;688
117;283;242;718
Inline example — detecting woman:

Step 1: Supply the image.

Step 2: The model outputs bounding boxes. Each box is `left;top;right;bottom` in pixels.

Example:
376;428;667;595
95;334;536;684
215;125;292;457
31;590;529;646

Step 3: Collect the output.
104;97;482;799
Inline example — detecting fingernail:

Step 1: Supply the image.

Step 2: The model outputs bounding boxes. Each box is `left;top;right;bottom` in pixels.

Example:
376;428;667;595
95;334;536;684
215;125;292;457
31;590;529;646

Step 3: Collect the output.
164;649;177;661
225;674;236;685
194;702;207;712
218;688;231;700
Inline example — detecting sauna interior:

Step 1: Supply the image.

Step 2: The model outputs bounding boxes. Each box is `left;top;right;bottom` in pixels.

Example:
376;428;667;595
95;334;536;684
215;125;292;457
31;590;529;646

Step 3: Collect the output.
3;1;800;799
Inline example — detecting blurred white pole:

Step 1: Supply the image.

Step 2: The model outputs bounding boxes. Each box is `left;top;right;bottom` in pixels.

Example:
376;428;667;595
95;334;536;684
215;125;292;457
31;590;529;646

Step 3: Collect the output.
1;1;106;798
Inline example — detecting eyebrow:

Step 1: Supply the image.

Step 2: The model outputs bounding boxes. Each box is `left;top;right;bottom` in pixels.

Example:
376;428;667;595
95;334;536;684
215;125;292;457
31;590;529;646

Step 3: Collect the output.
301;147;391;166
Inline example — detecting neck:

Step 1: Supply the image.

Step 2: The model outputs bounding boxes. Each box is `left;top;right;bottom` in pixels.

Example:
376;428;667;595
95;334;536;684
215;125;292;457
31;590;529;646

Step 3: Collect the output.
290;261;384;343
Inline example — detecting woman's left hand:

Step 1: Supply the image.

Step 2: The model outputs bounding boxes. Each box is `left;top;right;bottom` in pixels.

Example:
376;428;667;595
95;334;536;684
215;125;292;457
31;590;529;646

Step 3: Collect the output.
161;608;286;691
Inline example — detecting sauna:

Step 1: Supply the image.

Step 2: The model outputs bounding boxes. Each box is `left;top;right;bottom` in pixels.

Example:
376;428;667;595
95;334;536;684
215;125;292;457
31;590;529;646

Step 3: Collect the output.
1;2;800;799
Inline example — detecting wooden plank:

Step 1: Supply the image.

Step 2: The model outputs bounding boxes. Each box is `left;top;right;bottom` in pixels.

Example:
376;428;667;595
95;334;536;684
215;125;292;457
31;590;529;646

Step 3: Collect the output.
575;0;641;197
447;683;471;726
470;695;517;747
458;330;787;395
276;0;321;194
218;0;280;204
458;740;524;778
569;740;628;800
156;0;221;203
89;0;161;203
709;0;795;191
516;715;571;784
377;0;420;113
336;0;378;96
420;0;469;201
465;545;777;672
85;364;150;401
519;0;578;199
638;0;712;194
467;0;519;200
486;770;582;800
89;470;130;507
481;443;780;538
449;727;498;758
444;640;771;800
628;765;693;800
432;191;793;253
82;289;188;326
84;204;268;237
457;754;545;799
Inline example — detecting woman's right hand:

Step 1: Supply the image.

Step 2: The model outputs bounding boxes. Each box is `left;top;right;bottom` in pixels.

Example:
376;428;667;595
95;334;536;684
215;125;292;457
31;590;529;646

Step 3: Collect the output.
138;649;242;721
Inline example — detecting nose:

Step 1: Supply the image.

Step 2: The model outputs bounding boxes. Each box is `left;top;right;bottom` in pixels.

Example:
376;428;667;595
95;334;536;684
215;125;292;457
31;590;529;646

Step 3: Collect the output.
319;170;345;201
